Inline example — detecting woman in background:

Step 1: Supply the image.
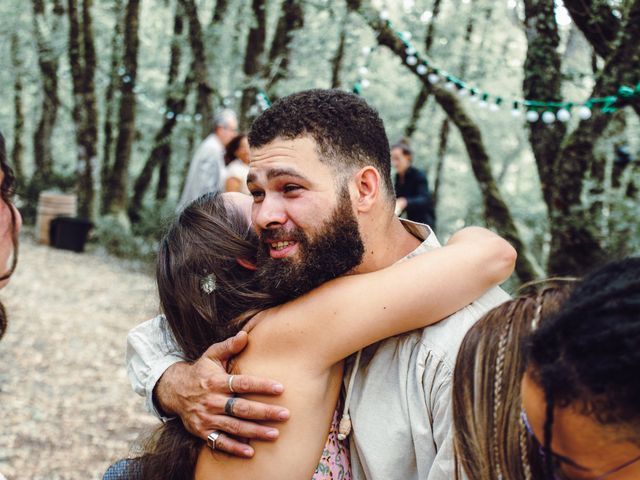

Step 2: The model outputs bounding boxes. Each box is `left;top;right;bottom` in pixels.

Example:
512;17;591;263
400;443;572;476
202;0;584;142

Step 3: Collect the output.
223;134;250;194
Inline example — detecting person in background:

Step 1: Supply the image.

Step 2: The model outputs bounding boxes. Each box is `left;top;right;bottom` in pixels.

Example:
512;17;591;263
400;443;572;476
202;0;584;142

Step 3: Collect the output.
453;281;572;480
178;110;238;211
223;134;250;194
0;130;22;480
523;257;640;480
391;139;436;228
0;130;21;339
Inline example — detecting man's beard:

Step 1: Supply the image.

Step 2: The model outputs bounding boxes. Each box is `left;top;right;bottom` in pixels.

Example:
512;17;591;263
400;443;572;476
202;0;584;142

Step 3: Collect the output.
255;188;365;303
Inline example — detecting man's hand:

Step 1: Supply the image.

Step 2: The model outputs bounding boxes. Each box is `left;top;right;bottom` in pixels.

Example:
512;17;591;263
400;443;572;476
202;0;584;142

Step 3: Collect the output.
154;331;289;457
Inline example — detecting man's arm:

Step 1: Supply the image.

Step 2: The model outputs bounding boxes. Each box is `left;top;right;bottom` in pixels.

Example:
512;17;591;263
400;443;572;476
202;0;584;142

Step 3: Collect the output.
126;317;290;457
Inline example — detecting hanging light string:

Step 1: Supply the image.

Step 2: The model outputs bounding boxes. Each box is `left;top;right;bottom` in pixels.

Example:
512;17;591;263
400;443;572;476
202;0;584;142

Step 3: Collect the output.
352;13;639;123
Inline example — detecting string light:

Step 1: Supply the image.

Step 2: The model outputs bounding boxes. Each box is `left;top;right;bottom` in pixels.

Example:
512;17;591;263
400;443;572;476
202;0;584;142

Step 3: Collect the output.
355;14;640;123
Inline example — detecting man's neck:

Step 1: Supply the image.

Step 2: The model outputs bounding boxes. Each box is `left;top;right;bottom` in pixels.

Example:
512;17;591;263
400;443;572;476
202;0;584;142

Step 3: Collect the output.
355;216;422;274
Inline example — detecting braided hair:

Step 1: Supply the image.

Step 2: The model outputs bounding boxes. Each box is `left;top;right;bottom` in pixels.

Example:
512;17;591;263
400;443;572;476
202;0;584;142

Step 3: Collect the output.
528;257;640;478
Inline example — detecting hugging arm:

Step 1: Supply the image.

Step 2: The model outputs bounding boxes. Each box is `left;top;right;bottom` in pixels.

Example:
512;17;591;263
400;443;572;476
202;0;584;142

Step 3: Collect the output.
126;318;289;456
256;226;516;369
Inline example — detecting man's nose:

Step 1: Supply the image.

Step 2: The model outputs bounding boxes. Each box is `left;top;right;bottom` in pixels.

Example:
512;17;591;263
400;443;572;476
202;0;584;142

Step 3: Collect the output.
253;194;288;229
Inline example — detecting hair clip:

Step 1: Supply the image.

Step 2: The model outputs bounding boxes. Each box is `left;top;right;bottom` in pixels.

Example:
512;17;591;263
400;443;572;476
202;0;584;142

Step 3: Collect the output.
200;273;217;294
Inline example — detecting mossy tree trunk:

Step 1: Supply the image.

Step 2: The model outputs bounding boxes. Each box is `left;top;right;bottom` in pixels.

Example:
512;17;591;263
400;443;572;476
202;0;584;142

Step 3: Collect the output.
523;0;640;275
181;0;214;138
68;0;99;219
403;0;443;138
100;0;123;214
102;0;141;218
330;14;348;89
239;0;268;130
265;0;305;96
31;0;64;184
10;32;24;181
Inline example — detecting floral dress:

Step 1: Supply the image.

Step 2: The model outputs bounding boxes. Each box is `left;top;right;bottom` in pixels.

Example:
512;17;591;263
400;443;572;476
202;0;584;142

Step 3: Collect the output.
312;408;351;480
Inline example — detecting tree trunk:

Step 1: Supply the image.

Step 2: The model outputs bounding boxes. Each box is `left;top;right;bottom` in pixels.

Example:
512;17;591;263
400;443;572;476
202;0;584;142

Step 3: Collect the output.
265;0;305;94
31;0;64;184
347;0;539;282
522;0;640;275
330;15;348;89
67;0;99;219
403;0;443;137
211;0;229;24
181;0;213;138
548;0;640;274
432;118;449;208
101;0;123;214
563;0;619;58
129;7;191;221
10;32;24;181
102;0;141;218
522;0;567;211
239;0;268;130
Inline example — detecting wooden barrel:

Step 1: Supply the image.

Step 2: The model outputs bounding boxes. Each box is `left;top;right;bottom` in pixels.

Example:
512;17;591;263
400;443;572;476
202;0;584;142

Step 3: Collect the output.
36;192;78;245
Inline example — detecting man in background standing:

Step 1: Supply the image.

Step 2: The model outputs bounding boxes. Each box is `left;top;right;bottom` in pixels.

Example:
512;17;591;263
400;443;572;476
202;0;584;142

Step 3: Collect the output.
391;139;436;228
178;109;238;210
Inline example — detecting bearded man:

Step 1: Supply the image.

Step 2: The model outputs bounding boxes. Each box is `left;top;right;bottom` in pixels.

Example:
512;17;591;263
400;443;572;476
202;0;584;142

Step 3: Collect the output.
125;89;511;479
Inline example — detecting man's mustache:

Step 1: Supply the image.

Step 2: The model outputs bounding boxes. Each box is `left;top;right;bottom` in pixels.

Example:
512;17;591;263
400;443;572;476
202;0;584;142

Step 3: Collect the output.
259;228;306;244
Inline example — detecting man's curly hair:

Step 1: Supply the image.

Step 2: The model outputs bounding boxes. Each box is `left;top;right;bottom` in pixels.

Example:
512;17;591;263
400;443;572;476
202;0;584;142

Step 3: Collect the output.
248;89;394;197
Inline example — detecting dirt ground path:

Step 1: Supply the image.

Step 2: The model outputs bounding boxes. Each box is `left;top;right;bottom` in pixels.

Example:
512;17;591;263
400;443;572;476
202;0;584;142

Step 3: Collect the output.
0;234;159;479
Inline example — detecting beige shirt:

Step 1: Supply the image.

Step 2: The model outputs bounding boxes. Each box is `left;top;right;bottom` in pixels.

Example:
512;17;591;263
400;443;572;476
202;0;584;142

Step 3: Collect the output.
345;221;509;480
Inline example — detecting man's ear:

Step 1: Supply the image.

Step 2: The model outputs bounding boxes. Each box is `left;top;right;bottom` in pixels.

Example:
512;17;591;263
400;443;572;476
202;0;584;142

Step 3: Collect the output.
352;166;381;213
236;257;257;271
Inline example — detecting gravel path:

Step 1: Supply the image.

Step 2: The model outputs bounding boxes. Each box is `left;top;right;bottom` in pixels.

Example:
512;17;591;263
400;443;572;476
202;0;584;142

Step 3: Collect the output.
0;234;160;479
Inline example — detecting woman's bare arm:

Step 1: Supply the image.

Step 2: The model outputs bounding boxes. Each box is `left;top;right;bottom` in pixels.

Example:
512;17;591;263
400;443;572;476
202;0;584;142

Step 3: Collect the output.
254;227;516;370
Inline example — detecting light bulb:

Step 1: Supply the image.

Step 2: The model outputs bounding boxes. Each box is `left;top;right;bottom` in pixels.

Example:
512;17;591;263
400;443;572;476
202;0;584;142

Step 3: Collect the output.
526;110;540;122
556;108;571;122
542;111;556;124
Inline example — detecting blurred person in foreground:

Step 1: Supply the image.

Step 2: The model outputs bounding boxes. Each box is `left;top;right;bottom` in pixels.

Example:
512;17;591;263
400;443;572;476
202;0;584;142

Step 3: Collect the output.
390;139;436;228
453;281;573;479
0;130;22;340
523;257;640;480
453;257;640;480
0;130;22;480
178;110;238;211
223;134;250;194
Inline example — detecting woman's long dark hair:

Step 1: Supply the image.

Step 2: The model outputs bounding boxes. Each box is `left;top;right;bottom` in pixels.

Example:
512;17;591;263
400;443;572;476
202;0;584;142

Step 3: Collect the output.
0;130;19;340
129;193;277;479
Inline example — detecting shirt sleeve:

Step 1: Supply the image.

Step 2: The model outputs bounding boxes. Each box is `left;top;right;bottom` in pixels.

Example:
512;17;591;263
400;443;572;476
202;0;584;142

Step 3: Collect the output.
126;314;186;419
425;374;466;480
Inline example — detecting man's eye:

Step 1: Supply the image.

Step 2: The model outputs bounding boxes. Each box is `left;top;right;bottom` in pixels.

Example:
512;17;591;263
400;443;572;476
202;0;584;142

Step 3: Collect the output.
250;190;265;201
283;184;302;194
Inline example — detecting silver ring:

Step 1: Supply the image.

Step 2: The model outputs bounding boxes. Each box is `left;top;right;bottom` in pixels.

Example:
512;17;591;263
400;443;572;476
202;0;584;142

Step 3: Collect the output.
228;375;236;393
207;430;221;450
225;395;238;416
